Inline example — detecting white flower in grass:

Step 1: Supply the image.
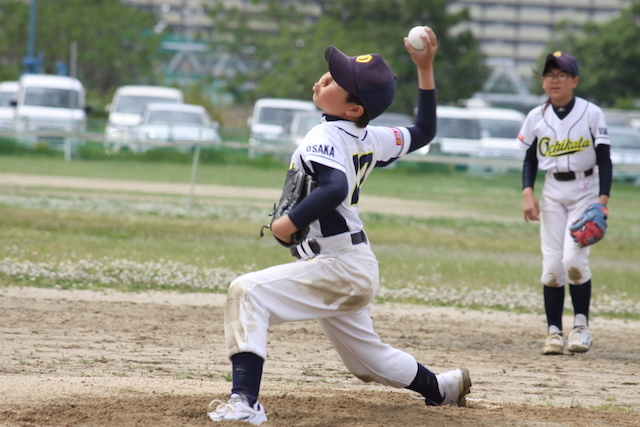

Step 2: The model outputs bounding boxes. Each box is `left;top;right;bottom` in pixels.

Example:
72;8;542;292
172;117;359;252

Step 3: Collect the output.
0;256;236;290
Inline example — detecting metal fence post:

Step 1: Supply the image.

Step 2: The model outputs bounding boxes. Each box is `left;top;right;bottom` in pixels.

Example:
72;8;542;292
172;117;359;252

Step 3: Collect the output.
187;143;201;215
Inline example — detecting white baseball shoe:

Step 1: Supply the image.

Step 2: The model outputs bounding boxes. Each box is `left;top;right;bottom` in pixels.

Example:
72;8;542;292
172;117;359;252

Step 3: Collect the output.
567;326;592;353
208;393;267;425
542;331;565;355
433;368;472;407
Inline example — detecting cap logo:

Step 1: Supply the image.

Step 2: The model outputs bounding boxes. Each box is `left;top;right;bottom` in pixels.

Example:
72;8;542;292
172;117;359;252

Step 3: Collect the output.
553;51;562;58
355;55;373;63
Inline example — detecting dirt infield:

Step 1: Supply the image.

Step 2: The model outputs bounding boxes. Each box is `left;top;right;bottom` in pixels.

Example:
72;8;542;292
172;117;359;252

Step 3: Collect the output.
1;286;638;427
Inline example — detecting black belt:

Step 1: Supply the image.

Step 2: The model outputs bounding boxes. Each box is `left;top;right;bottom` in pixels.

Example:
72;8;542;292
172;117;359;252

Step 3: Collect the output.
553;168;593;181
291;231;367;259
350;230;367;245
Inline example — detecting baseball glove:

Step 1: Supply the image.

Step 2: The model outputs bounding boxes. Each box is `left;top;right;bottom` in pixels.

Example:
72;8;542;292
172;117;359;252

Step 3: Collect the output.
569;203;608;247
260;168;316;248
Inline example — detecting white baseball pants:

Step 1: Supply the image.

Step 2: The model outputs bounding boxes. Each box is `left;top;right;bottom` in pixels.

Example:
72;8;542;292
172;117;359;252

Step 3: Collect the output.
224;232;418;388
539;171;599;287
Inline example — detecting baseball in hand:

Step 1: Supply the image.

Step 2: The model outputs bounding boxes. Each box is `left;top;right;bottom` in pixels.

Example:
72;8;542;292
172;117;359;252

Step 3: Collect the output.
408;26;428;50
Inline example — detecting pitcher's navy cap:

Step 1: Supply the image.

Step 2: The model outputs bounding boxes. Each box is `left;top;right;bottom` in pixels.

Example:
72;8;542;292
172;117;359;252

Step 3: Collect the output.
325;45;396;120
543;51;579;76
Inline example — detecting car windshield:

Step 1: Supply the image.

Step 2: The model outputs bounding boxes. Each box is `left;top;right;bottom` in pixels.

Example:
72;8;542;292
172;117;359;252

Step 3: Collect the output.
478;118;522;138
116;96;179;114
24;87;81;109
0;91;15;106
610;129;640;149
146;110;207;126
437;117;482;139
293;115;321;135
259;107;306;128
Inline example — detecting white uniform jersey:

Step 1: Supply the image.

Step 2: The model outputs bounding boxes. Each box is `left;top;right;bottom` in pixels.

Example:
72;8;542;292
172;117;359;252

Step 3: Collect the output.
290;118;411;238
517;97;609;172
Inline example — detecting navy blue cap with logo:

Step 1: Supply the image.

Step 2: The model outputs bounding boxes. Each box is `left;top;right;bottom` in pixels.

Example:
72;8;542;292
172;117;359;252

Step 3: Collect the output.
543;51;579;77
324;45;396;120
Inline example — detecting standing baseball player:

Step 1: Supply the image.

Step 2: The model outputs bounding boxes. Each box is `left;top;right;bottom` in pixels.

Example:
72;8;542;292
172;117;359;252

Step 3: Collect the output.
207;26;471;425
518;51;612;355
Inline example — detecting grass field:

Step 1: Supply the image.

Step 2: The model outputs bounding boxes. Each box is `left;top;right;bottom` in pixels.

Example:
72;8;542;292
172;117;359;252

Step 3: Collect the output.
1;152;638;319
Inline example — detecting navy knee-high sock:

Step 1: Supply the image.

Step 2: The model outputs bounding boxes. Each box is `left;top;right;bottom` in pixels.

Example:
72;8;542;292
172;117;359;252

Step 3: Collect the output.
569;279;591;325
544;285;565;333
230;352;264;407
406;363;442;405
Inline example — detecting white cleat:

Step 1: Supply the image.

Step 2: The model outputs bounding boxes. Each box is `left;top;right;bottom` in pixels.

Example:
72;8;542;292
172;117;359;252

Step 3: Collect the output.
542;332;565;355
208;393;267;425
433;368;472;407
567;326;592;353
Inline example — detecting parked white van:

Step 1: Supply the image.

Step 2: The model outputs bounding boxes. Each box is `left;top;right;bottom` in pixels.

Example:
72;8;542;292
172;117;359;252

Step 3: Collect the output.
12;74;88;149
430;106;524;159
0;81;19;130
474;107;526;160
104;85;184;151
248;98;318;157
429;106;482;156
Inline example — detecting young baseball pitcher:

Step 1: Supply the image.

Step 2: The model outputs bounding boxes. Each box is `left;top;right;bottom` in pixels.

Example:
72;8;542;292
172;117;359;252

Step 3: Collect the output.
207;27;472;425
518;51;613;355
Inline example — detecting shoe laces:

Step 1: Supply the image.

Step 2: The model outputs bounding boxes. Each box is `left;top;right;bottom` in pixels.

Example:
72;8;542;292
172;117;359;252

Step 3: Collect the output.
544;334;564;349
547;331;563;340
208;395;245;415
408;391;438;406
208;399;230;414
569;326;589;339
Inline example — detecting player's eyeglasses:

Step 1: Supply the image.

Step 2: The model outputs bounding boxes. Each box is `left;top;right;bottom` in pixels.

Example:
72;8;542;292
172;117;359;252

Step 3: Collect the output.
543;73;573;82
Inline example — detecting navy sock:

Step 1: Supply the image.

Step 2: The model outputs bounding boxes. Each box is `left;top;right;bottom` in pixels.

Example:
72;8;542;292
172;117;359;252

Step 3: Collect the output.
230;352;264;407
544;285;565;332
569;280;591;325
406;363;442;405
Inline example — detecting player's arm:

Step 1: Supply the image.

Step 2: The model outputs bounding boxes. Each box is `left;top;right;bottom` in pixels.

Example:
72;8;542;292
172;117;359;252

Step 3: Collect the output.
522;188;540;223
270;216;298;245
522;141;540;222
592;108;612;206
272;163;348;243
595;144;612;206
407;90;436;153
404;26;438;153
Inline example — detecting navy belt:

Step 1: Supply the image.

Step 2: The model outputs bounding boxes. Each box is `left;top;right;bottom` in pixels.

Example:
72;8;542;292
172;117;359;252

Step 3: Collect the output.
291;231;367;259
553;168;593;181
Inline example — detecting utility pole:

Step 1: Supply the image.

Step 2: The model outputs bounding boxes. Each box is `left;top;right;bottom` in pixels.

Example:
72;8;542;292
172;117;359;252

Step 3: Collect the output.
23;0;40;74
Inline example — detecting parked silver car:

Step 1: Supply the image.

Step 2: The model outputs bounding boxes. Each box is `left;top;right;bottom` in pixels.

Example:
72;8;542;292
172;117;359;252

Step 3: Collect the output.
609;125;640;182
125;103;221;153
0;80;18;131
288;111;323;146
248;98;318;157
104;85;184;151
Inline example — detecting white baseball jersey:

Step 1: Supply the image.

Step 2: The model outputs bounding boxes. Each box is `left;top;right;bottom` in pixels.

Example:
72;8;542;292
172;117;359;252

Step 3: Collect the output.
290;118;411;238
225;119;420;390
517;97;610;172
517;97;609;287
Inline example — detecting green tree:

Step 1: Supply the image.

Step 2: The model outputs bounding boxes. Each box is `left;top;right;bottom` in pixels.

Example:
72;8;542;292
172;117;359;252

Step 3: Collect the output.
209;0;488;114
0;0;161;97
541;2;640;108
0;1;29;81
